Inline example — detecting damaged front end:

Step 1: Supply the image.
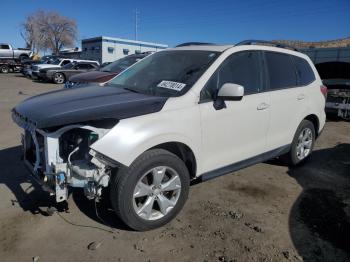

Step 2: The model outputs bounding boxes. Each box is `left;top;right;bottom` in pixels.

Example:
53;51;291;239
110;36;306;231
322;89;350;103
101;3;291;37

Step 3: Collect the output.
11;84;167;202
324;79;350;120
12;110;115;202
326;88;350;120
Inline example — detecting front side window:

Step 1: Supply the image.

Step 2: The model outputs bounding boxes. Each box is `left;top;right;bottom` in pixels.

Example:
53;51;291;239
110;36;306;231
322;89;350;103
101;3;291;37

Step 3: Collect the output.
77;63;94;69
62;62;76;69
200;51;262;101
1;44;10;49
292;56;315;85
265;52;297;90
108;50;219;97
61;60;71;66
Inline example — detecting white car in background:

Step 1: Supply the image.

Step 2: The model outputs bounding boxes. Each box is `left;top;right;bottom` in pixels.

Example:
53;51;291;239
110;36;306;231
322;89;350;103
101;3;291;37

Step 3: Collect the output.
12;40;326;231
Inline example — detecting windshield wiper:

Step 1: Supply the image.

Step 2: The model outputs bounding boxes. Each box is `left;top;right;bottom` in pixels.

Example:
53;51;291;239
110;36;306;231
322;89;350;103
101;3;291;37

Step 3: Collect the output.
123;87;140;93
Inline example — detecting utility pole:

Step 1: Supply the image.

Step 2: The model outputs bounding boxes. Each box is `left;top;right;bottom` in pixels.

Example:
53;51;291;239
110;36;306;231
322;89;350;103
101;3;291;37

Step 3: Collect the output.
134;9;139;41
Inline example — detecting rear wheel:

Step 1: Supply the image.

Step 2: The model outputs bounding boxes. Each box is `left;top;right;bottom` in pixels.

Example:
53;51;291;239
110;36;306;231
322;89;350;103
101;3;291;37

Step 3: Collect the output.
1;65;9;74
110;149;190;231
53;72;65;84
283;120;315;166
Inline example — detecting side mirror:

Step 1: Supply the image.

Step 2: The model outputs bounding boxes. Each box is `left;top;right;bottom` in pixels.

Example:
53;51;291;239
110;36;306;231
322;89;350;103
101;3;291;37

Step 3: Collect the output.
217;83;244;101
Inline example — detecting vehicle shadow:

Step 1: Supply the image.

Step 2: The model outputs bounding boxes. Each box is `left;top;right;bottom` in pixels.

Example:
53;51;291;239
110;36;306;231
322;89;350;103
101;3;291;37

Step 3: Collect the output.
287;143;350;261
0;145;129;229
0;146;57;215
71;188;130;230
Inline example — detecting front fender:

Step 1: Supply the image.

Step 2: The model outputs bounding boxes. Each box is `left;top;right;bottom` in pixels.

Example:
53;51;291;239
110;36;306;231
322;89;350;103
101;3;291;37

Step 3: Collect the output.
90;106;202;172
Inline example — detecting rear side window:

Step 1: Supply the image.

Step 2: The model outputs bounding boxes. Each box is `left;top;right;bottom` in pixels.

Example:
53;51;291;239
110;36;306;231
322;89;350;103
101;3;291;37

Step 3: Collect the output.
265;52;297;90
292;56;315;85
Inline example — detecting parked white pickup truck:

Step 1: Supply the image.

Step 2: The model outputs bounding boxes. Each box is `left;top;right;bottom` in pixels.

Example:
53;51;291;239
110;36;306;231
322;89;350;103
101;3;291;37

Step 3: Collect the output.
0;43;33;60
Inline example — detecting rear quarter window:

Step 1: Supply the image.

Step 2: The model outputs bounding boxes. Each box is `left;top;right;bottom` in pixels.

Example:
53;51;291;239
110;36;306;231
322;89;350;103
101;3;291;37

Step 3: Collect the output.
265;51;297;90
292;56;316;85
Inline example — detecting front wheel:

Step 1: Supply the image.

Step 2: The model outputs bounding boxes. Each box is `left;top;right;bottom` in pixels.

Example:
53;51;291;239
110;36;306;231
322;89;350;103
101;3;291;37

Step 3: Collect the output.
110;149;190;231
53;72;65;84
283;120;315;166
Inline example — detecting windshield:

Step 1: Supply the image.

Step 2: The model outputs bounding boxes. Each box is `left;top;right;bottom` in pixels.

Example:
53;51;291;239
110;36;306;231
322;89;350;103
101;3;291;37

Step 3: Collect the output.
40;57;56;64
51;58;61;65
101;56;142;73
108;50;219;97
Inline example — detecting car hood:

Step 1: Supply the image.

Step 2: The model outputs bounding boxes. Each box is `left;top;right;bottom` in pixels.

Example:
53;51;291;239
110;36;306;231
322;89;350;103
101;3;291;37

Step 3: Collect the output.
69;70;118;83
12;85;167;129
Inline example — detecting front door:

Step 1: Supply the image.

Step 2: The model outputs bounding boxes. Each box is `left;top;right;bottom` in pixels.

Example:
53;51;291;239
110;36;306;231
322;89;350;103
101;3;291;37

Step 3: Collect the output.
199;51;270;173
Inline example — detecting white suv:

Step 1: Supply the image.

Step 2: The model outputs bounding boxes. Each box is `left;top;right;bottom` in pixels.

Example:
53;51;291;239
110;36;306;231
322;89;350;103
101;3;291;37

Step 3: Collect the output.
12;40;326;230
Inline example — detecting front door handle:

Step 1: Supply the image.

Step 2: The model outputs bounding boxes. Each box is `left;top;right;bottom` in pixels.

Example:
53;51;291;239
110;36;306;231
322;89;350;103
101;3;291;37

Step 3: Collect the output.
257;102;270;110
297;94;306;100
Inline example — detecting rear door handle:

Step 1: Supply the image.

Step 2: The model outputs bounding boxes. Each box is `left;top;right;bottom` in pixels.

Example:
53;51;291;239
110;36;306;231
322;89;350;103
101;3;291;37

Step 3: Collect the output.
257;102;270;110
297;94;306;100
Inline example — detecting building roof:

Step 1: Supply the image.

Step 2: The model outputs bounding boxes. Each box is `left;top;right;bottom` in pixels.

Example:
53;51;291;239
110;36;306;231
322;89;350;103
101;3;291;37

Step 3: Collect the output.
82;36;168;49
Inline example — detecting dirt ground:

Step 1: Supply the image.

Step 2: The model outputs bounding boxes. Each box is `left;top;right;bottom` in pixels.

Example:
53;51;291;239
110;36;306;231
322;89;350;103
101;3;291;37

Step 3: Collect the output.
0;73;349;262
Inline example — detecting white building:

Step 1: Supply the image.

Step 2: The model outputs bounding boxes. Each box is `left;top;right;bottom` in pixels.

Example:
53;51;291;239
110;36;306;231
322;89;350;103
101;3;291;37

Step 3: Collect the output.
81;36;168;63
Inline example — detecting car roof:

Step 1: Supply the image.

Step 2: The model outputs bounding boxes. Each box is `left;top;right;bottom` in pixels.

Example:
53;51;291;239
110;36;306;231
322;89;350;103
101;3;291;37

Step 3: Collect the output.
169;43;308;59
169;45;234;52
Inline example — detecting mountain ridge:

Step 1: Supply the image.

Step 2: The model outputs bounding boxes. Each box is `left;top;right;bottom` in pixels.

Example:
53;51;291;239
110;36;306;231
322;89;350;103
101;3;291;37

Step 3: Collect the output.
272;37;350;48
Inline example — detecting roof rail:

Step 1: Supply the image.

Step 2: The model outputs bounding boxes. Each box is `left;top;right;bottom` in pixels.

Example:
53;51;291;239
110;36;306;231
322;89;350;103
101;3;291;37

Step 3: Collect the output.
235;40;299;51
175;42;216;47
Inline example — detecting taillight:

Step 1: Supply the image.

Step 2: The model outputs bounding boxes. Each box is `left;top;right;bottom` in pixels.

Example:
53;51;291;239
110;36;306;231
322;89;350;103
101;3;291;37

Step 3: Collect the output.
320;85;327;99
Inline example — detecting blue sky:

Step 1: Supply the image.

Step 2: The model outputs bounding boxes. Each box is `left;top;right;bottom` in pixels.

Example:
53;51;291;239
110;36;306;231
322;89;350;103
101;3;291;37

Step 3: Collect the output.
1;0;349;48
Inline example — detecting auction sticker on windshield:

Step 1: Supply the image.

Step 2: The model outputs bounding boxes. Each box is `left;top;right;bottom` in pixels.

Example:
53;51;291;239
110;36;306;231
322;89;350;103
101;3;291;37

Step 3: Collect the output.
157;80;186;91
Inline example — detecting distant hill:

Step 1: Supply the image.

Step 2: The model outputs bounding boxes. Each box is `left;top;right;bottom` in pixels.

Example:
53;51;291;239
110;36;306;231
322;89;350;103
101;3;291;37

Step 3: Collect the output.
272;37;350;49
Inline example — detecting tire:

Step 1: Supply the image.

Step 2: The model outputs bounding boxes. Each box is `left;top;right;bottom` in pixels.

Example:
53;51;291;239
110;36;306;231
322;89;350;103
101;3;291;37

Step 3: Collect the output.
283;120;315;166
1;65;9;74
19;54;29;61
110;149;190;231
53;72;66;84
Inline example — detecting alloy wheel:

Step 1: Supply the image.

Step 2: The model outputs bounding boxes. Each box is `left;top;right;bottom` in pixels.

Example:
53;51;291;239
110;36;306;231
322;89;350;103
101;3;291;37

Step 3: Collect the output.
296;127;313;160
133;166;181;221
54;73;64;84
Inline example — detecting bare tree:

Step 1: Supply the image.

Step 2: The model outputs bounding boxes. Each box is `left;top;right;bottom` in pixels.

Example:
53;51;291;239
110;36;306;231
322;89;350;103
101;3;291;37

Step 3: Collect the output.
20;13;39;52
21;11;78;54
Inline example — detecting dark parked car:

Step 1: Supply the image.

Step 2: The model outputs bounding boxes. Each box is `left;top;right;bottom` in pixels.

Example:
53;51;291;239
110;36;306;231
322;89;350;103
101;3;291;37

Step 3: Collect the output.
64;53;150;88
39;61;100;84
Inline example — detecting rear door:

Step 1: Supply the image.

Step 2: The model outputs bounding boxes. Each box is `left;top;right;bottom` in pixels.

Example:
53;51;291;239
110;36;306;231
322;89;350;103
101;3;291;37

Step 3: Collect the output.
199;51;270;173
263;51;307;151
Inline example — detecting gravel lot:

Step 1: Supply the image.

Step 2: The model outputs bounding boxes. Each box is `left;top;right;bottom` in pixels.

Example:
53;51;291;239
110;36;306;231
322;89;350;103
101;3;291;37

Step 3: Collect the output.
0;73;349;262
